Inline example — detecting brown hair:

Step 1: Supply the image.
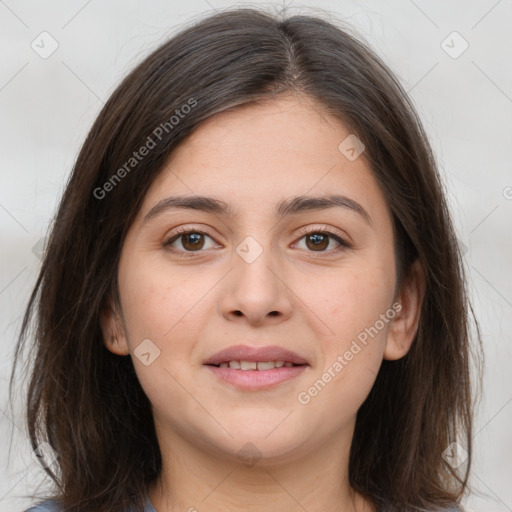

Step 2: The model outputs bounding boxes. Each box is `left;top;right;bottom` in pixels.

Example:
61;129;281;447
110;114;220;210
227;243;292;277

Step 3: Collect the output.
10;6;482;512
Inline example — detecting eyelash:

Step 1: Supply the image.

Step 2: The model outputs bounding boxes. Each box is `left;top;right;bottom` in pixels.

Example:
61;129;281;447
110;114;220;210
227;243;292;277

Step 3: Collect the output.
163;226;351;257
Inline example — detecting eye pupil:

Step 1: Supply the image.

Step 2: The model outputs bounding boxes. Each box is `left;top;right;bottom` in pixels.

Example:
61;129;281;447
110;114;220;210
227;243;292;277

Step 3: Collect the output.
306;233;329;251
183;233;204;250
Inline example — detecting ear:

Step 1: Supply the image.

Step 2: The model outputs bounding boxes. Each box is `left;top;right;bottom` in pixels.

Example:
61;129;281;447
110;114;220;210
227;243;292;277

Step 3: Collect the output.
384;259;426;361
100;299;130;356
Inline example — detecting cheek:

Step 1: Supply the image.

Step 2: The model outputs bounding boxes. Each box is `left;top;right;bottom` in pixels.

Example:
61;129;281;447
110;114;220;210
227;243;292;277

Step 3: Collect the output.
297;255;395;344
294;271;393;429
117;256;210;416
119;254;206;342
117;252;222;394
293;252;395;404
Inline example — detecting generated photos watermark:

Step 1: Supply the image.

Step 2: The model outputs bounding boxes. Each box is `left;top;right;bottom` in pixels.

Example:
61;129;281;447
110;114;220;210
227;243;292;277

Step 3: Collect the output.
297;301;402;405
93;97;197;200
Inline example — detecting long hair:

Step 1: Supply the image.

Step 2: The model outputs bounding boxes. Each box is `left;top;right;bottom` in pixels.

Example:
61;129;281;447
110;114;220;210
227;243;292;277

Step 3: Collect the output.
10;7;482;512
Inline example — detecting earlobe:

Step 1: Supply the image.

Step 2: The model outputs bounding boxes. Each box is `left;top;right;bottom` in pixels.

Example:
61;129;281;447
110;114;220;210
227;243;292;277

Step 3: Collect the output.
384;259;426;361
100;301;130;356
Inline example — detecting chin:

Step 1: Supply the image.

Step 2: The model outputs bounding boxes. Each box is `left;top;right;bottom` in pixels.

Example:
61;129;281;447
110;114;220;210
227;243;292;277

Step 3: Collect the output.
207;426;312;467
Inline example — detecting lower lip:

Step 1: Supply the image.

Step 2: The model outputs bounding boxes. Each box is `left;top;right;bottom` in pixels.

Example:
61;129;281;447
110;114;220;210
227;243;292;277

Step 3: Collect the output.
205;365;308;390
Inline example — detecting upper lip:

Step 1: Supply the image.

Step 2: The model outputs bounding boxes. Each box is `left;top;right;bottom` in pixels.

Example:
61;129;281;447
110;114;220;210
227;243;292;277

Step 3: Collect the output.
203;344;309;366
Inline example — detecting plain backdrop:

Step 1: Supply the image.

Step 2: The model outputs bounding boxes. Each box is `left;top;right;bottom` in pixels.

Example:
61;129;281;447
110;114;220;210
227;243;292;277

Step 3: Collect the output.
1;1;511;511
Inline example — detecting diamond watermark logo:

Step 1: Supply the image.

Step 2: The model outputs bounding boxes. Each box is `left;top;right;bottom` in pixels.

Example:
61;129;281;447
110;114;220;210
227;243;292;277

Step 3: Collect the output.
441;31;469;59
134;338;161;366
32;237;47;260
32;441;58;469
236;442;262;468
338;134;365;161
442;442;468;469
236;236;263;264
31;31;59;59
456;238;468;257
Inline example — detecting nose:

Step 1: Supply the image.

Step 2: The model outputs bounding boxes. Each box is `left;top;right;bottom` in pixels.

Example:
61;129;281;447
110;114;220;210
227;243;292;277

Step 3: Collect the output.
219;239;293;327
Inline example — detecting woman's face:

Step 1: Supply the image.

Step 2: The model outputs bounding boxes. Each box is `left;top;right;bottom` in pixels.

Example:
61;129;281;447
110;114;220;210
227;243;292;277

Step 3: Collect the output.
104;94;418;464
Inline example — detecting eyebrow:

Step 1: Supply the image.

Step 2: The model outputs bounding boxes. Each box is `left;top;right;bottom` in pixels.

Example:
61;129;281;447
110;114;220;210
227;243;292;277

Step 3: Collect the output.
142;194;372;225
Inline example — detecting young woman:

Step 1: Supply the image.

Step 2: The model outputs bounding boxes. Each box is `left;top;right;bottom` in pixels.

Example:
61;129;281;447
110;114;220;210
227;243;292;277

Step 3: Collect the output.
10;6;480;512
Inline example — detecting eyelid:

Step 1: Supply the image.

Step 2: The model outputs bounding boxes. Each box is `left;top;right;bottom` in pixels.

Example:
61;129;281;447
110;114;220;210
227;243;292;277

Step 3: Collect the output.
163;225;218;247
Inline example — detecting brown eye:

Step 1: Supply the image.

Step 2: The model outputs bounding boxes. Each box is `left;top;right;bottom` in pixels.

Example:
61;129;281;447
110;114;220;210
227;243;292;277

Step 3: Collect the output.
164;230;216;253
295;229;350;253
305;233;330;251
180;232;205;251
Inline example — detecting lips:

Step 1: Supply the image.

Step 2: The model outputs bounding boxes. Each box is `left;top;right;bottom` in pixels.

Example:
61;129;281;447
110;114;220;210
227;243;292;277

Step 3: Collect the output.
204;344;309;390
203;344;309;367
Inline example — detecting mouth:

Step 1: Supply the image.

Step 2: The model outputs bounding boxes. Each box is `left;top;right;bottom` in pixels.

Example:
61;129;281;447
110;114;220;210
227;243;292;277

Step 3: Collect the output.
206;360;305;370
205;363;308;390
203;345;309;390
203;344;308;366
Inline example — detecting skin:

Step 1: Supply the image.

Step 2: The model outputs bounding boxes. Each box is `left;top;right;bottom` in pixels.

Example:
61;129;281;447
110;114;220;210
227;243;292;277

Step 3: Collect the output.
102;93;425;512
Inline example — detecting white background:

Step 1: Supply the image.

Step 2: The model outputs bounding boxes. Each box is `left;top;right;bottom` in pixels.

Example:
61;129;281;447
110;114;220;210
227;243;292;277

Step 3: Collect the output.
1;1;511;511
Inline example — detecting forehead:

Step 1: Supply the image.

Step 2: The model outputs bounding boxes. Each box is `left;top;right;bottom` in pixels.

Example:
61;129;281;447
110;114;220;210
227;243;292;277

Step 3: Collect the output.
171;94;353;174
138;95;390;224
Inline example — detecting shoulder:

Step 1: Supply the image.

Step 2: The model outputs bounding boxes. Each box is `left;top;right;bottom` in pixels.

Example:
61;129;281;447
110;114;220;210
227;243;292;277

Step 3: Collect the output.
25;498;157;511
25;500;61;512
378;505;463;512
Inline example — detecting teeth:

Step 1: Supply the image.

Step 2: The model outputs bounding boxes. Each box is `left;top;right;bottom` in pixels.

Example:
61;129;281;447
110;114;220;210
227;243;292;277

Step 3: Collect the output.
257;361;275;370
219;360;292;370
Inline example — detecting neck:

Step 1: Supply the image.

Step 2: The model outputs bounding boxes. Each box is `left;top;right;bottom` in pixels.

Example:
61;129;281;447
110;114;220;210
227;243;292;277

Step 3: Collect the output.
148;419;376;512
